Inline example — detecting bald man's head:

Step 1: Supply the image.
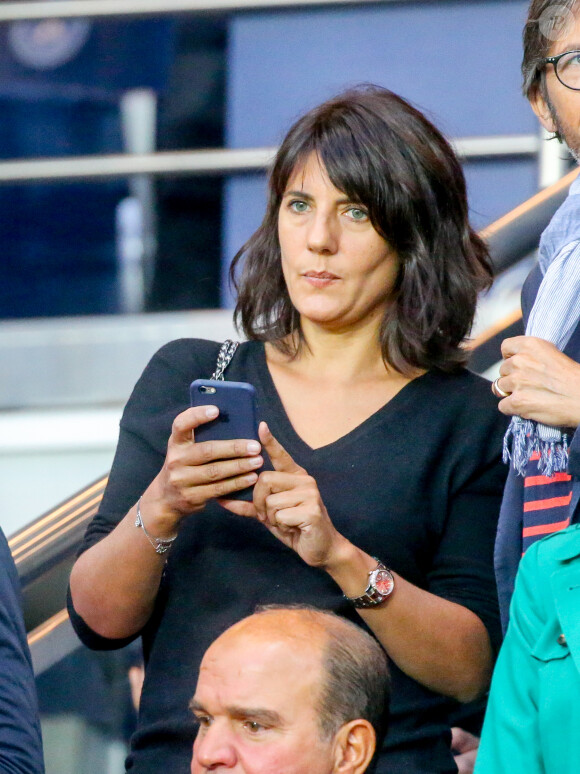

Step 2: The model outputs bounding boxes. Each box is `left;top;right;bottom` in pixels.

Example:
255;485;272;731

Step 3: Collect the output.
190;606;389;774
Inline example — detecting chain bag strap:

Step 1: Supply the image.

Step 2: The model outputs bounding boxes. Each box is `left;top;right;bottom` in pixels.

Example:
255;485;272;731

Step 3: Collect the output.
210;339;239;380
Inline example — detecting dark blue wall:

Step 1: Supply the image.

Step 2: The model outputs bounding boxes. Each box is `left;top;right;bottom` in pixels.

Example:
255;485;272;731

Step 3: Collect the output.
223;0;536;305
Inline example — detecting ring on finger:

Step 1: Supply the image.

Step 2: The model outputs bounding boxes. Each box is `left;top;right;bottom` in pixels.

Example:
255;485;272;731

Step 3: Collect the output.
491;377;511;399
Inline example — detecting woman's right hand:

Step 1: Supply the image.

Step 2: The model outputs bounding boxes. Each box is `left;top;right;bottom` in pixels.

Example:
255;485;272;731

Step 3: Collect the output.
146;404;263;526
70;404;263;640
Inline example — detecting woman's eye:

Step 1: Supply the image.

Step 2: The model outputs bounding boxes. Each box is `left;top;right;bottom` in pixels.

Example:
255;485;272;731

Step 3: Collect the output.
345;207;369;222
289;200;309;213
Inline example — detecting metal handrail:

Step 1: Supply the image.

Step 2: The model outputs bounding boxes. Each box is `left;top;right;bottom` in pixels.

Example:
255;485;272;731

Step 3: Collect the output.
466;309;524;374
0;0;390;22
10;475;108;588
0;135;540;184
0;147;276;184
27;609;80;676
7;475;108;672
482;165;579;274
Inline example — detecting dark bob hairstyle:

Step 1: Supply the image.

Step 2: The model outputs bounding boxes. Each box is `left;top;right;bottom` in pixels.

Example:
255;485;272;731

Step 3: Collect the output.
231;85;492;374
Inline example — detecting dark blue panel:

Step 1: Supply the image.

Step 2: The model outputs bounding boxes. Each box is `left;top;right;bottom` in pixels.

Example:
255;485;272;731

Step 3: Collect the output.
222;174;268;307
0;99;123;158
465;157;539;230
226;0;534;146
0;20;176;318
0;18;175;100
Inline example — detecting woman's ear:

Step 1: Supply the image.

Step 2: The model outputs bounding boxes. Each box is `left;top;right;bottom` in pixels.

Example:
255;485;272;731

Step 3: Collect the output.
529;86;558;134
331;719;376;774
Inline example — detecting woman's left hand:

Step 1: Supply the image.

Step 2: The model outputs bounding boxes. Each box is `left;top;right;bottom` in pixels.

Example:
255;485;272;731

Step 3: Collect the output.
220;422;345;568
224;424;492;704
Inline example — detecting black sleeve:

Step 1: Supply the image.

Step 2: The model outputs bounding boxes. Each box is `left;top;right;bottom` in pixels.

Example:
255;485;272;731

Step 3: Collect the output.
0;530;44;774
68;338;220;650
426;392;508;655
81;338;220;551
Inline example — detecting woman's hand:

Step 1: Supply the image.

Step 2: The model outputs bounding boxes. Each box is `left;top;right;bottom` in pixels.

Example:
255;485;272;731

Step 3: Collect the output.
495;336;580;428
147;405;263;526
70;404;264;641
221;423;346;568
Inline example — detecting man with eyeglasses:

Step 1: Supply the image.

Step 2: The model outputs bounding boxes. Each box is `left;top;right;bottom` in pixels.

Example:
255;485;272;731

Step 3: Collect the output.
529;1;580;158
492;0;580;630
475;2;580;771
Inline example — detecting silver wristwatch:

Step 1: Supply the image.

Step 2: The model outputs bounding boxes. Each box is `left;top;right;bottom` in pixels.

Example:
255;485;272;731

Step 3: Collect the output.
345;559;395;609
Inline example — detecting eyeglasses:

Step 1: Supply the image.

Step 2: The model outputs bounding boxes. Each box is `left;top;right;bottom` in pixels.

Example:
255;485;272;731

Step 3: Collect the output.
541;49;580;90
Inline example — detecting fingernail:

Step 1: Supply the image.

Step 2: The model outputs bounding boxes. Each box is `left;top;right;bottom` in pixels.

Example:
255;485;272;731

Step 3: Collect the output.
245;473;258;484
205;406;218;418
249;456;263;468
247;441;261;453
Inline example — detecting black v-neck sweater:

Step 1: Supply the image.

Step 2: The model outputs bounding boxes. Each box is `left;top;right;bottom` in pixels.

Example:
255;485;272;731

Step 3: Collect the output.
69;339;508;774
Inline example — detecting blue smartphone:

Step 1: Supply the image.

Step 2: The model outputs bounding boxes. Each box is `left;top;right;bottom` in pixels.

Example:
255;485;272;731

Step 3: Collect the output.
190;379;262;501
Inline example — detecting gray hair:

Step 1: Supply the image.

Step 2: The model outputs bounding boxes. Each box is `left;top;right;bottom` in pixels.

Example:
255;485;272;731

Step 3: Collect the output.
254;605;390;746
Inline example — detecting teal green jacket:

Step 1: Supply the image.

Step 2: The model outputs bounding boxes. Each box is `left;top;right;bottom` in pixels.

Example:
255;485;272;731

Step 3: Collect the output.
476;524;580;774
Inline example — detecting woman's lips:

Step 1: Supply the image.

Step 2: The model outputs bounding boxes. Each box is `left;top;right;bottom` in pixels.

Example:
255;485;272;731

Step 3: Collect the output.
302;271;340;287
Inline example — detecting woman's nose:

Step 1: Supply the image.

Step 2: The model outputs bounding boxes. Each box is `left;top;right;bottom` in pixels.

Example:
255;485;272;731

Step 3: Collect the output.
191;723;238;771
307;211;339;254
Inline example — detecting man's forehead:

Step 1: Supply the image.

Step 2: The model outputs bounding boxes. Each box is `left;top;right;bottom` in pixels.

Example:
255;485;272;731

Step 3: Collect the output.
217;610;330;654
198;627;322;691
206;626;322;676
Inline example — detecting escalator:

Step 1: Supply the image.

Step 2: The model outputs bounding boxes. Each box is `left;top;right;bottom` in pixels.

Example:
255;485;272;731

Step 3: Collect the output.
8;165;580;772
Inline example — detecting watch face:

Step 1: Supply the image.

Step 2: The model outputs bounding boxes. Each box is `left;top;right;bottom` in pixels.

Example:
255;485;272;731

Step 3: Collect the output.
374;569;394;597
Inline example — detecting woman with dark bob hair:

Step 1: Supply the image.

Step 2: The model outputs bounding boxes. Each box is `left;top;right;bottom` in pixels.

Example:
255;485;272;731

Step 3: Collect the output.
234;86;489;374
69;85;507;774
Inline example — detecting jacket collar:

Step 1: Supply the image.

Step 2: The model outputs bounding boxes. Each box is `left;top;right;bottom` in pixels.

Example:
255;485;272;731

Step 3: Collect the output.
552;525;580;563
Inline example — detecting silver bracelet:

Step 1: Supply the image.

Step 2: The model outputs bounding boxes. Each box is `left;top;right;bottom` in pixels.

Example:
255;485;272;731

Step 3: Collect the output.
134;497;178;555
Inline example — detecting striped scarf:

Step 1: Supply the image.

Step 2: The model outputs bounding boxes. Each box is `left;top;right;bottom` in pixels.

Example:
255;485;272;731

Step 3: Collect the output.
503;175;580;548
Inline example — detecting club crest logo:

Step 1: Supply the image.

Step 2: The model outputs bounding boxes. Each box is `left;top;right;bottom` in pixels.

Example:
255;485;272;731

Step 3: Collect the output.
8;19;91;70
